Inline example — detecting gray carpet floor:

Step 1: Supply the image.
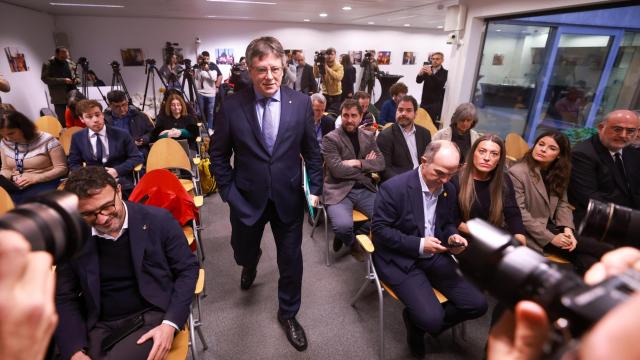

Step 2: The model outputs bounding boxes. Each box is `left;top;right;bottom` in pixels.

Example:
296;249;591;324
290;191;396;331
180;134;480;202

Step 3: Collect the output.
194;194;494;360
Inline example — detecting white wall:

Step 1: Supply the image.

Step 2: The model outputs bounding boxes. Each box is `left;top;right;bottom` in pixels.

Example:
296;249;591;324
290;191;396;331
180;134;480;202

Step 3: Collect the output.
54;16;451;108
0;2;56;119
443;0;612;125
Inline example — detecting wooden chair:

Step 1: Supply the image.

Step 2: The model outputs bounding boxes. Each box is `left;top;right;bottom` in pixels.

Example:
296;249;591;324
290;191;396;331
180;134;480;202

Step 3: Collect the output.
166;327;189;360
351;234;466;360
415;108;438;136
35;115;63;139
505;133;530;162
59;126;83;156
189;268;208;360
147;138;203;202
0;187;15;215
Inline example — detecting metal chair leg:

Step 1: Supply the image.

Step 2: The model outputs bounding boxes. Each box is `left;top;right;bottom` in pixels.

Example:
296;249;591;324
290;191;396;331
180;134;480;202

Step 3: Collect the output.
324;209;330;266
189;307;199;360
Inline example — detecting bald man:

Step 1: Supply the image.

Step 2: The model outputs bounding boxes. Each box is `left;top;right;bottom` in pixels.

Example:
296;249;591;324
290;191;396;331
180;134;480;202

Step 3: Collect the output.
569;110;640;228
372;140;487;357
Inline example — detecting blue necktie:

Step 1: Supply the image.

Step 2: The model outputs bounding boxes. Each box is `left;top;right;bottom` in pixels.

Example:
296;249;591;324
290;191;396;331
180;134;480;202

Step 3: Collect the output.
95;133;104;164
261;98;276;154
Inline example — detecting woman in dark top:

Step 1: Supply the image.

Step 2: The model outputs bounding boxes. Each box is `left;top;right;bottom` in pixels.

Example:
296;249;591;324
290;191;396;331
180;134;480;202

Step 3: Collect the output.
456;134;526;244
152;93;198;150
341;54;356;101
433;103;481;163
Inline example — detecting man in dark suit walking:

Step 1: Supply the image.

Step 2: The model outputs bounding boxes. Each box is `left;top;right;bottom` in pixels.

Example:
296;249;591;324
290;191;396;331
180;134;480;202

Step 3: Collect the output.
372;140;487;357
377;95;431;182
569;110;640;228
416;52;447;126
68;99;143;198
55;167;199;360
209;36;322;351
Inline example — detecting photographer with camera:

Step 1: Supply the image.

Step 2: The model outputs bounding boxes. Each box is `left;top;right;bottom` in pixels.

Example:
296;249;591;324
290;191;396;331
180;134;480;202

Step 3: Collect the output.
41;47;80;128
195;52;223;131
0;229;57;360
416;52;447;126
359;51;379;96
313;47;344;114
159;54;183;90
228;57;251;94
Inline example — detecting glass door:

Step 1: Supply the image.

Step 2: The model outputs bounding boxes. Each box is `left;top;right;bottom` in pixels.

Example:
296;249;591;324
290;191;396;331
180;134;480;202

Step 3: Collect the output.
525;26;624;143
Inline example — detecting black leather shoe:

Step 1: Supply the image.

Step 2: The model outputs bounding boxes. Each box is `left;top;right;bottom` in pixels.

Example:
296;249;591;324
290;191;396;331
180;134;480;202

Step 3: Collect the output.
403;308;426;358
278;316;308;351
240;249;262;290
332;237;343;252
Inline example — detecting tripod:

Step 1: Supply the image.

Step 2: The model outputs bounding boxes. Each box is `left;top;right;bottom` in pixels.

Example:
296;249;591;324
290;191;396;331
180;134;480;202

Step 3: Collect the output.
142;59;168;115
179;59;204;123
110;61;132;105
78;58;107;103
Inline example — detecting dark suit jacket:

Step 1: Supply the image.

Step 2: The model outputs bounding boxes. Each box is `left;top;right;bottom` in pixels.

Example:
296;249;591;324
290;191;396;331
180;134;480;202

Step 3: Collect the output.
569;135;640;226
54;202;199;360
68;126;144;189
372;168;459;283
209;86;323;225
320;127;385;205
319;115;335;138
299;63;318;94
376;123;431;182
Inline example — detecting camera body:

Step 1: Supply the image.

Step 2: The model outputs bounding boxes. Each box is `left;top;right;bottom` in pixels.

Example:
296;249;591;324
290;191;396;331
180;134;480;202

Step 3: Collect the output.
109;60;120;72
314;50;326;76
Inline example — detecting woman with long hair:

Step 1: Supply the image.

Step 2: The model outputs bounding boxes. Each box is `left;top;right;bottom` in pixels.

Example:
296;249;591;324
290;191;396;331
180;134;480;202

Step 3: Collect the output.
432;103;481;162
508;130;611;273
152;93;198;150
456;134;526;244
0;110;67;204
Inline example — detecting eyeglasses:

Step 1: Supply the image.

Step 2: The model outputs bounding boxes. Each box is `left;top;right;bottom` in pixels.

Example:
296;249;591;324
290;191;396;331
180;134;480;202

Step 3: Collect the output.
610;126;638;136
80;191;118;221
252;66;282;77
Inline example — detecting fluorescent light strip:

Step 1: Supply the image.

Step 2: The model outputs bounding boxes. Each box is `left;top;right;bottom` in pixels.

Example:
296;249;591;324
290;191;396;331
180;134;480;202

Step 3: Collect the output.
49;2;124;7
208;15;252;19
388;15;417;21
206;0;276;4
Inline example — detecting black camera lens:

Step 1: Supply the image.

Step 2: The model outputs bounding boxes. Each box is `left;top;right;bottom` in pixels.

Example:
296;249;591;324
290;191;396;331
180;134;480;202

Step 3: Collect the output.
579;199;640;247
0;192;88;264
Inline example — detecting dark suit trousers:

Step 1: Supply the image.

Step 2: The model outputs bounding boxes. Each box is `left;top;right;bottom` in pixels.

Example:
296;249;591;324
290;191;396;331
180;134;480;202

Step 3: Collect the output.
87;310;164;360
54;104;67;128
230;200;304;319
390;254;487;335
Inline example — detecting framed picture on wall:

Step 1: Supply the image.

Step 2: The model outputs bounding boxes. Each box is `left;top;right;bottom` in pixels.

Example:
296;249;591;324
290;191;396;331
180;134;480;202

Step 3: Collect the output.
215;48;234;65
492;54;504;66
4;47;28;72
120;48;144;66
377;51;391;65
402;51;416;65
350;51;363;65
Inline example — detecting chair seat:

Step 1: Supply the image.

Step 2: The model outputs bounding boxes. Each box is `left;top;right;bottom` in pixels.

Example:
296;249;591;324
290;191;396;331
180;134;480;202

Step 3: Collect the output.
381;281;448;304
353;210;368;222
166;327;189;360
183;226;194;246
180;179;194;193
195;268;205;295
544;253;571;264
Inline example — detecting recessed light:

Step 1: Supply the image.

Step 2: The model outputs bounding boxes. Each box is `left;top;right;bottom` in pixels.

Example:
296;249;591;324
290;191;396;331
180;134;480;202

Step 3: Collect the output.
404;23;411;27
496;29;502;32
49;2;124;7
208;15;252;19
303;19;310;22
319;12;328;17
206;0;276;4
367;21;375;25
342;6;352;11
437;25;443;29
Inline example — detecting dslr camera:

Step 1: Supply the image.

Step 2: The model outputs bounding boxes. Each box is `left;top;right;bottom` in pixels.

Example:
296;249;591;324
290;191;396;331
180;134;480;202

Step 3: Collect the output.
109;60;121;71
579;199;639;247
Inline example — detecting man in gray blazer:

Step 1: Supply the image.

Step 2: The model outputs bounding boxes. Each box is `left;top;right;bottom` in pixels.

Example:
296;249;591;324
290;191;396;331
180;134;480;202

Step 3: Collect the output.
321;99;385;260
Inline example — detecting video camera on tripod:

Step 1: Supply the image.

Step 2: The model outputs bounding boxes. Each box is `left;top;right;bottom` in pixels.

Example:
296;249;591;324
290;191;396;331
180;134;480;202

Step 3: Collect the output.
314;50;326;76
459;200;640;355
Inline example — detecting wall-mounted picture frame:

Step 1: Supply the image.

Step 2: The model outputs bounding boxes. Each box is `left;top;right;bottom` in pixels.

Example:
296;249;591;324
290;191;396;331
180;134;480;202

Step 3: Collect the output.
120;48;144;66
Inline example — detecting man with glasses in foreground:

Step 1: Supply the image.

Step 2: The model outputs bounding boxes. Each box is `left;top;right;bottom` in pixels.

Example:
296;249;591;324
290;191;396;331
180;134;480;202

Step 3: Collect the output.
209;36;322;351
54;166;199;360
371;140;487;358
569;109;640;226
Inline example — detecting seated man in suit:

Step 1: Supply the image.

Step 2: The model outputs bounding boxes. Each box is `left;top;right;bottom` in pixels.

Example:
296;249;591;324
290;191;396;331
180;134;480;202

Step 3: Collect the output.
68;99;144;199
372;140;487;357
54;166;199;360
310;93;336;146
104;90;155;158
569;109;640;228
321;99;385;260
376;95;431;182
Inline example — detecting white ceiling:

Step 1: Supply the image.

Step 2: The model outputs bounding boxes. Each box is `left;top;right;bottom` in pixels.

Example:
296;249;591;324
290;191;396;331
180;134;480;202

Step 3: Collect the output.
5;0;459;29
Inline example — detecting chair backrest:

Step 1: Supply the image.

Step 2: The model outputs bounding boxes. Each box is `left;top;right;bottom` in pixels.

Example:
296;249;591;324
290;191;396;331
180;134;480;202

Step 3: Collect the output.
59;126;83;155
505;133;530;161
147;138;192;173
415;108;437;136
35;115;63;139
0;187;15;215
